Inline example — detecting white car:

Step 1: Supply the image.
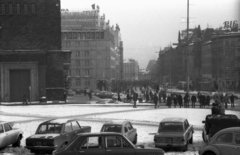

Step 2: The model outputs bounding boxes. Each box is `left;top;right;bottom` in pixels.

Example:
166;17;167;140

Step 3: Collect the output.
112;93;127;102
199;127;240;155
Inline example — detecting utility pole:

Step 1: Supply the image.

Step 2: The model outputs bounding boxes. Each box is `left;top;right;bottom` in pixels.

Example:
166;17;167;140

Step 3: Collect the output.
186;0;190;93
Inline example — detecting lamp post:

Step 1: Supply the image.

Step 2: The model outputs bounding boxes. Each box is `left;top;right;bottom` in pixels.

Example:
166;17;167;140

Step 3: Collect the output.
186;0;190;93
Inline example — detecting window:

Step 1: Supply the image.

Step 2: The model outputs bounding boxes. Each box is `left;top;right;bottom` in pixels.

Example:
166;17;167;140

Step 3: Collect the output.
231;41;235;46
85;60;89;66
85;70;90;76
76;79;81;86
96;32;99;39
72;121;81;130
68;32;72;39
31;4;35;14
85;80;90;86
80;136;104;149
85;51;89;57
76;60;80;66
91;32;95;39
101;32;104;39
82;32;86;39
76;51;80;57
0;124;4;133
66;41;70;47
4;123;11;132
86;32;90;39
216;133;233;143
1;4;6;15
8;4;13;14
225;40;229;47
16;4;20;14
64;123;73;133
235;133;240;144
76;69;80;76
106;136;130;148
23;4;28;15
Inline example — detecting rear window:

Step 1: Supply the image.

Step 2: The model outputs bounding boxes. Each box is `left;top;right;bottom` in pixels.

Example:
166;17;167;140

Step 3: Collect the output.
101;125;122;133
37;124;62;134
159;122;183;132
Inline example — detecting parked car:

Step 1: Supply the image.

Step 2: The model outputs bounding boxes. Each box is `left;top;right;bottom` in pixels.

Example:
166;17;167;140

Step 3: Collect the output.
202;114;240;142
154;117;194;151
25;119;91;154
112;93;127;102
0;121;23;148
67;90;76;96
100;120;138;144
53;132;164;155
199;127;240;155
97;91;115;99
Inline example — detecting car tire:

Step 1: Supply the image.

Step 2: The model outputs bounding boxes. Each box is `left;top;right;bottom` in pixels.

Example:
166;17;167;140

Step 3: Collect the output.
204;151;216;155
12;136;21;147
189;133;193;144
181;142;188;152
133;135;137;144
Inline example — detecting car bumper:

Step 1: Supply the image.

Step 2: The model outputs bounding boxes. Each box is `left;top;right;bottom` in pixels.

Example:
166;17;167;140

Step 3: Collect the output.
25;146;57;152
155;142;187;148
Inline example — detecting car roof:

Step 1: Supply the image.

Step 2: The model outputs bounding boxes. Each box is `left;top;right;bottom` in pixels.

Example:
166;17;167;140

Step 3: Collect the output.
103;120;129;125
218;127;240;133
77;132;123;136
161;117;186;123
41;119;77;124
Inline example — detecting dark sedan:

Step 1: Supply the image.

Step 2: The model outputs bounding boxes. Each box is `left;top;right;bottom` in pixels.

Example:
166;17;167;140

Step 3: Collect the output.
53;132;164;155
25;119;91;154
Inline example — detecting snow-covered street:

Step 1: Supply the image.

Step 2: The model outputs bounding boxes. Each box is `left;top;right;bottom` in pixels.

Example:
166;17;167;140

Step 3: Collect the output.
1;104;239;155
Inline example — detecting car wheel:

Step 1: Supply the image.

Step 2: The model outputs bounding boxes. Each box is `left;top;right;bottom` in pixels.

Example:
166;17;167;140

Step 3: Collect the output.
204;151;216;155
189;133;193;144
133;135;137;144
12;136;21;147
181;142;188;152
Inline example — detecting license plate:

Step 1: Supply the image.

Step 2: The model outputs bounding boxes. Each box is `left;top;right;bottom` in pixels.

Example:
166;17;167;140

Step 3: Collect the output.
36;142;42;146
166;138;172;143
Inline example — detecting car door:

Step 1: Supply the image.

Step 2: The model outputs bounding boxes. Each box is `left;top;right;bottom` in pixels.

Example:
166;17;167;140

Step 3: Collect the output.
213;132;235;155
74;136;106;155
232;132;240;155
105;135;135;155
4;123;15;145
127;122;135;142
62;122;75;143
0;124;7;148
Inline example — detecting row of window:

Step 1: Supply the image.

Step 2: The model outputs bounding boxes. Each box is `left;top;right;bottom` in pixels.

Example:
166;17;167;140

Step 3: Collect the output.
62;32;105;40
69;69;90;77
74;60;90;66
75;51;89;57
73;79;90;86
0;3;35;15
62;41;97;48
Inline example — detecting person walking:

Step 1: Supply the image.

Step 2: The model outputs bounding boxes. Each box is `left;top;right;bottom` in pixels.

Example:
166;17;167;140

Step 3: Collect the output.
163;92;166;103
178;94;183;108
173;93;178;108
230;93;235;108
153;92;159;108
158;91;162;106
202;94;206;108
211;103;220;115
224;93;229;109
183;93;190;108
167;94;172;108
88;91;92;100
23;94;28;105
133;91;138;108
206;95;210;107
191;94;196;108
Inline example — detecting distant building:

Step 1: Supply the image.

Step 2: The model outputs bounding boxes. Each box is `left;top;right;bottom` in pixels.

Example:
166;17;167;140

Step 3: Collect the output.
0;0;71;102
61;9;122;92
123;59;139;81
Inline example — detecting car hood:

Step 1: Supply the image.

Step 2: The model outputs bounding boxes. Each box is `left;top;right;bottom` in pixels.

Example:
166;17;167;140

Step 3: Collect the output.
28;134;60;139
155;132;183;137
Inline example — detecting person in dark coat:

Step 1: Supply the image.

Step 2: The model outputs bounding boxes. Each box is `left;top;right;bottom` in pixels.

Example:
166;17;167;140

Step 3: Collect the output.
178;94;183;108
163;92;166;104
117;92;121;101
149;91;153;103
158;92;162;104
153;93;159;108
133;92;138;108
202;94;206;108
230;94;235;108
191;95;196;108
211;103;220;115
183;93;190;108
167;94;172;108
173;93;178;108
146;91;149;102
88;91;92;100
206;95;210;107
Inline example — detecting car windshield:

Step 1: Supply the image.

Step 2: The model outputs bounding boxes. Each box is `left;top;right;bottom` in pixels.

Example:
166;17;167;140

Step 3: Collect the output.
37;124;62;134
101;125;122;133
159;122;183;132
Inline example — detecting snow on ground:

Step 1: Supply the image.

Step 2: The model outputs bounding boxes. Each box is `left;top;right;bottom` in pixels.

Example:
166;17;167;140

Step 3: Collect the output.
0;115;39;122
86;108;240;127
0;105;145;117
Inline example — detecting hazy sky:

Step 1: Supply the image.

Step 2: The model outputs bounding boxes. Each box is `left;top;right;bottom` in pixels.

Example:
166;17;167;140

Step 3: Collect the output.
61;0;240;69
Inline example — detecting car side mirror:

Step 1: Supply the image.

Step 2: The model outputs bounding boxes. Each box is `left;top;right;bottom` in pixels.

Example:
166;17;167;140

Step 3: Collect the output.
202;121;205;123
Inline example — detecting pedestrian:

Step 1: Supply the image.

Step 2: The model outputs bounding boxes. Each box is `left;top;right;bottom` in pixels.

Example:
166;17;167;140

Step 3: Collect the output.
149;91;153;103
202;94;206;108
153;92;158;108
158;91;162;105
167;94;172;108
126;93;130;102
178;94;183;108
218;101;225;115
146;91;149;102
88;91;92;100
224;93;229;109
133;91;138;108
191;94;196;108
211;103;220;115
230;94;235;108
173;93;178;108
64;91;67;103
84;89;87;96
183;92;190;108
117;92;121;101
163;92;166;103
23;94;28;105
206;95;210;107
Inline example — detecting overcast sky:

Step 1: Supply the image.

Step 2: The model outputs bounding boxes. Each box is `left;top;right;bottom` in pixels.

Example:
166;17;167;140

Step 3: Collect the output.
61;0;240;69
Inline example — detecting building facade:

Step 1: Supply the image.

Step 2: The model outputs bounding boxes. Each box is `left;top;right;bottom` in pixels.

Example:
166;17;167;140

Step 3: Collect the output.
61;10;122;92
123;59;139;81
0;0;71;102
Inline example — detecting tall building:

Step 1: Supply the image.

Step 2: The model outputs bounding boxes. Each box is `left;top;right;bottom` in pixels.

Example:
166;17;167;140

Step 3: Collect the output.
0;0;71;102
61;9;122;92
123;59;139;81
